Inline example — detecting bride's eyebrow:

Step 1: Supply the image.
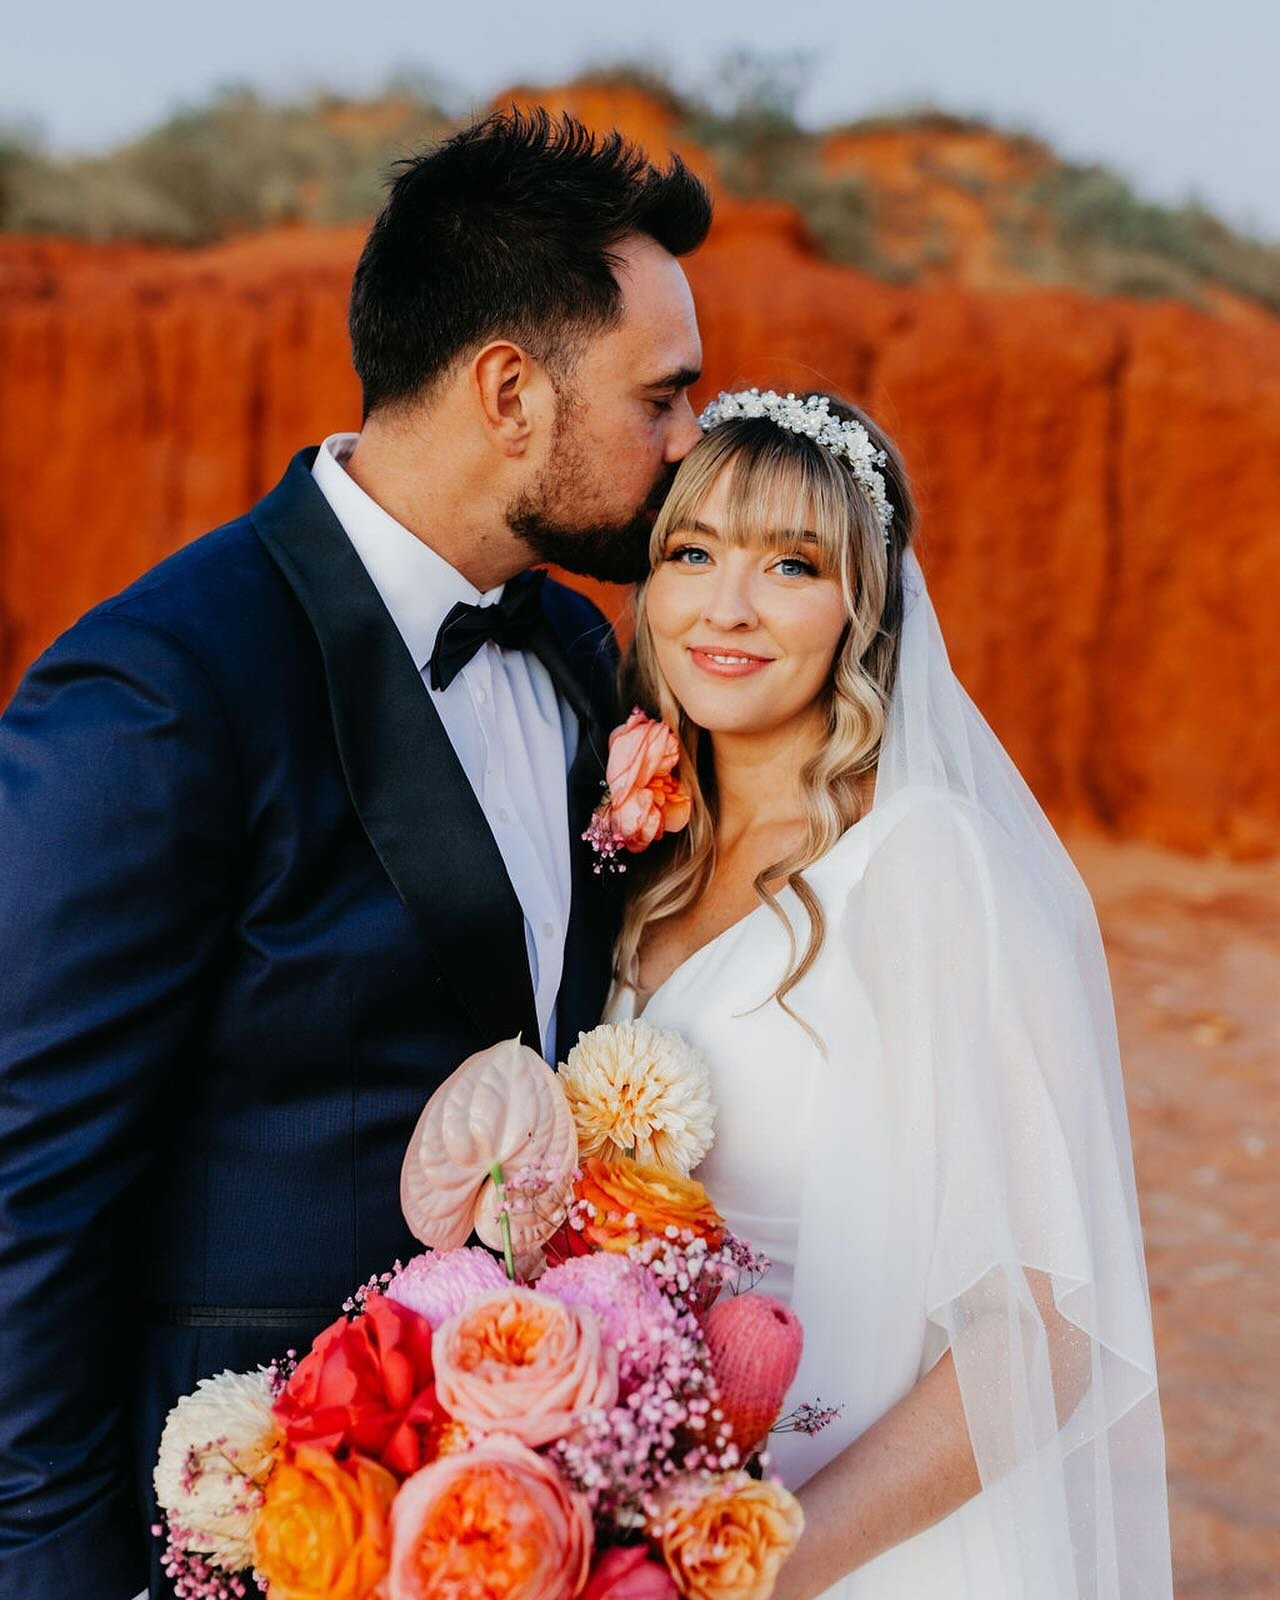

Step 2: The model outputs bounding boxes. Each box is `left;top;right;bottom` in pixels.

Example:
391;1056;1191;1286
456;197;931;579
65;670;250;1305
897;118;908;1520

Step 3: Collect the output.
742;527;820;549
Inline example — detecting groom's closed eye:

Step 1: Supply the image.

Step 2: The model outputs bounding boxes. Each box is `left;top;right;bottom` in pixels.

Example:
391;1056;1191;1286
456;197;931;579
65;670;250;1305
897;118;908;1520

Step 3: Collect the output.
642;366;702;406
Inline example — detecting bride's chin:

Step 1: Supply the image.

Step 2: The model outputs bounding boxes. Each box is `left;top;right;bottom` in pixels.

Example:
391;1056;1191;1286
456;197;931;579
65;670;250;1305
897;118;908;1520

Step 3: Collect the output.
674;700;777;739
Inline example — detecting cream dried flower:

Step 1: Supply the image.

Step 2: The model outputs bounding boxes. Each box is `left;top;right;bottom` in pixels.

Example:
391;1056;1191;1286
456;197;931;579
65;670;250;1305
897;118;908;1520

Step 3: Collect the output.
153;1367;281;1570
559;1020;715;1175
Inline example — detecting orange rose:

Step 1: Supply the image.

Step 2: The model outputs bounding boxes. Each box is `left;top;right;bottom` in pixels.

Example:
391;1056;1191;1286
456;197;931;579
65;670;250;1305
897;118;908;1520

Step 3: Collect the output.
571;1158;725;1256
274;1295;439;1477
253;1444;396;1600
603;710;692;852
655;1474;804;1600
388;1434;593;1600
433;1287;618;1447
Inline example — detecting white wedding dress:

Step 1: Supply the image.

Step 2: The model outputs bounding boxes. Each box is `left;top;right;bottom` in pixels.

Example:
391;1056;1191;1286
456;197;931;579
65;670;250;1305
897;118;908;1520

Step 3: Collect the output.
605;553;1173;1600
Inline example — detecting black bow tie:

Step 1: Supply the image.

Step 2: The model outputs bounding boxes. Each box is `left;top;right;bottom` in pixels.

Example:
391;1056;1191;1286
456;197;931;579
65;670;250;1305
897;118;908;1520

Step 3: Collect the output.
428;569;547;691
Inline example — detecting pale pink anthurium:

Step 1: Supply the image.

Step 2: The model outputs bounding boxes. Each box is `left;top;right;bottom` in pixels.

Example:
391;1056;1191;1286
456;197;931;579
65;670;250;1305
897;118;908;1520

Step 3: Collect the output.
399;1036;578;1257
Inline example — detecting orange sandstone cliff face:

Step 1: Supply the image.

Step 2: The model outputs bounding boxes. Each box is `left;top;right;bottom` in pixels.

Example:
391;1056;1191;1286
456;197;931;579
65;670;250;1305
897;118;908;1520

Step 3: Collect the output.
1;211;1278;856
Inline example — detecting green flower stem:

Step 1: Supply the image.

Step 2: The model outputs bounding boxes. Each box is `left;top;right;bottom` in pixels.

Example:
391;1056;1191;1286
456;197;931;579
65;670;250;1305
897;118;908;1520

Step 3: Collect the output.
489;1160;516;1282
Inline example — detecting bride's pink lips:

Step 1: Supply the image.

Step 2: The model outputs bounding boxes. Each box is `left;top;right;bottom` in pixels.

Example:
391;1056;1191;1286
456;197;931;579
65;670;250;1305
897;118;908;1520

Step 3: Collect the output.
687;645;774;678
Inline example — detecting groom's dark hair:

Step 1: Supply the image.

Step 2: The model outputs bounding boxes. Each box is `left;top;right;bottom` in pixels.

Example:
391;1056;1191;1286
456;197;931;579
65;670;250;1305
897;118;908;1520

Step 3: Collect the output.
348;107;712;417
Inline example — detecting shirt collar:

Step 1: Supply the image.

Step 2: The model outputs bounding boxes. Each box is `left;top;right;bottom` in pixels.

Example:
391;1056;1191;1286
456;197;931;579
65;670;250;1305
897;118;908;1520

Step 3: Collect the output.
311;432;504;675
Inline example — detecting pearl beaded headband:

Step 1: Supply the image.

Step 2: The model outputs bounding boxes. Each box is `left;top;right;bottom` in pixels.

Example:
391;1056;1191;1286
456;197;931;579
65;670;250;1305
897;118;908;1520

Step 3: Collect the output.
697;388;894;543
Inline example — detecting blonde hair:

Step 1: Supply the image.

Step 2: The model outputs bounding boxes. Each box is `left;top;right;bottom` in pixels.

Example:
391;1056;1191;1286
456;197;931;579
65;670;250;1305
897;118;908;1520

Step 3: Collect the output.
616;394;916;1033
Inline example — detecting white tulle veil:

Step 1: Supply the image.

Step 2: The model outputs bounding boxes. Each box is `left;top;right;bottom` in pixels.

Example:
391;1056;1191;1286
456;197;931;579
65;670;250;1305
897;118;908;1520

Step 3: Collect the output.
777;549;1172;1598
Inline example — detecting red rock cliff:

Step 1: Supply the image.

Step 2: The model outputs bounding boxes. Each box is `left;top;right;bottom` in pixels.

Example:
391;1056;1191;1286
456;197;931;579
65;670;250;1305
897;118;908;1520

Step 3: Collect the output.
2;206;1277;855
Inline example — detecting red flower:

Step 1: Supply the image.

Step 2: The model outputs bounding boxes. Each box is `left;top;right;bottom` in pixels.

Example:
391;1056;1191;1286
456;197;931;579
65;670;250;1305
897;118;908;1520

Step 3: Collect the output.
274;1294;440;1477
583;1546;679;1599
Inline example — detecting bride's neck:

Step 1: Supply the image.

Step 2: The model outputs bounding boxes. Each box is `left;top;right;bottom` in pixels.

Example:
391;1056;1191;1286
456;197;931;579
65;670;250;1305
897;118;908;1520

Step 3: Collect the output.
708;711;825;839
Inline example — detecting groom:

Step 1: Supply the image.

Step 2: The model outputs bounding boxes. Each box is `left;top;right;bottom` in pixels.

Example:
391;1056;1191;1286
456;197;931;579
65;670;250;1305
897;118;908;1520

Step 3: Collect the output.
0;109;707;1600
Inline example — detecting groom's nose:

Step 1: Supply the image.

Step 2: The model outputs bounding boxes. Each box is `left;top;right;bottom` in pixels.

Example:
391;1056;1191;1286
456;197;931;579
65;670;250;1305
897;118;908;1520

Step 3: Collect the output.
664;396;704;462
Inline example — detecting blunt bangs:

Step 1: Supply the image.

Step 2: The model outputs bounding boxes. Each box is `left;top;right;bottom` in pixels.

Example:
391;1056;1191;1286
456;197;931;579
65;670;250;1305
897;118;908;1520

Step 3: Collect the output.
648;419;865;580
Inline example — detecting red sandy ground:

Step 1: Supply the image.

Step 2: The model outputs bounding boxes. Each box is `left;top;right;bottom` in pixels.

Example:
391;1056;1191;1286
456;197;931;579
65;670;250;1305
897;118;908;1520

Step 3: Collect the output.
1072;835;1280;1599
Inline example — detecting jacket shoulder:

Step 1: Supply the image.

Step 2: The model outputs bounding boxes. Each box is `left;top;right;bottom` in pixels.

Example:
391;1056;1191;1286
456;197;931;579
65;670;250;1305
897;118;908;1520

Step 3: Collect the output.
540;576;619;663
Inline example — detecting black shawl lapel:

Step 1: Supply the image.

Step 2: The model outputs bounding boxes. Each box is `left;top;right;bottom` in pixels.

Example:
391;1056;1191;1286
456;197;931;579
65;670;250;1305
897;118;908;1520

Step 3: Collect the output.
528;609;624;1062
251;449;540;1046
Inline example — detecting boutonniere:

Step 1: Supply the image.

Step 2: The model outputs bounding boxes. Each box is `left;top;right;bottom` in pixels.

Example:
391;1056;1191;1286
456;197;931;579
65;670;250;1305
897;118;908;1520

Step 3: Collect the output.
582;708;693;873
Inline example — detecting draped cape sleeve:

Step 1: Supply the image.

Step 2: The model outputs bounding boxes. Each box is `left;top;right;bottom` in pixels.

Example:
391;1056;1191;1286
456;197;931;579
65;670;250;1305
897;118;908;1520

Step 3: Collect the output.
781;551;1173;1599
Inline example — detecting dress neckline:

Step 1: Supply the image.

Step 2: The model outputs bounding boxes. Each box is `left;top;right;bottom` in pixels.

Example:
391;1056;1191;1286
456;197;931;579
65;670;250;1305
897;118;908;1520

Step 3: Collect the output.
630;897;774;1019
628;803;885;1020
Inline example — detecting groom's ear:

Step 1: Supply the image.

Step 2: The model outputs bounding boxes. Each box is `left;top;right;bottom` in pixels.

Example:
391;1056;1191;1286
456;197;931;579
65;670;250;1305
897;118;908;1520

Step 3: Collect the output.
472;341;550;459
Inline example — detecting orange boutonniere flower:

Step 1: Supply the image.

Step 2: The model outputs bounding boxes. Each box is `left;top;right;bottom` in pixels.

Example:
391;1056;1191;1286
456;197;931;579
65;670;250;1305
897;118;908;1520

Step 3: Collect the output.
584;709;692;872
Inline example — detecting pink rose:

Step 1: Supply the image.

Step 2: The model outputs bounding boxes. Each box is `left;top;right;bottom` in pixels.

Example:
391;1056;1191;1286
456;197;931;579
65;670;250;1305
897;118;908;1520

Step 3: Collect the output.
604;709;692;852
389;1434;593;1600
433;1287;619;1447
583;1546;679;1600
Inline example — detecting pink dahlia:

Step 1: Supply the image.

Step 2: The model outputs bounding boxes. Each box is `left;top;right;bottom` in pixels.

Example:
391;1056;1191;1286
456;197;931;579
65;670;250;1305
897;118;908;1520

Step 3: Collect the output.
386;1248;508;1329
539;1253;676;1390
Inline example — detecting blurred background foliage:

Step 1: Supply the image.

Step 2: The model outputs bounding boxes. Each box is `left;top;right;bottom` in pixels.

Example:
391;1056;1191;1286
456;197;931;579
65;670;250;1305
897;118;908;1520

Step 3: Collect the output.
2;53;1278;314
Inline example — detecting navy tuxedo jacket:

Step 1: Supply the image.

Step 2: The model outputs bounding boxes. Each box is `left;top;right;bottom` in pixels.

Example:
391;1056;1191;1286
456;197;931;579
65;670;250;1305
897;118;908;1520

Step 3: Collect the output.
0;450;622;1599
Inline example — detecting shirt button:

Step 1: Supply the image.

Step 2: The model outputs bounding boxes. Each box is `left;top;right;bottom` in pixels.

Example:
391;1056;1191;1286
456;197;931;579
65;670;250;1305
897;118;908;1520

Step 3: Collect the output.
497;808;510;825
475;686;488;705
542;922;555;941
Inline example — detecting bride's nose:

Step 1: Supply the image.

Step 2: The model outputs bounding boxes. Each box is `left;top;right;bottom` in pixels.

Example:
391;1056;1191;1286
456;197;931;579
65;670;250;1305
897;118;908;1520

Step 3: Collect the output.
701;559;759;632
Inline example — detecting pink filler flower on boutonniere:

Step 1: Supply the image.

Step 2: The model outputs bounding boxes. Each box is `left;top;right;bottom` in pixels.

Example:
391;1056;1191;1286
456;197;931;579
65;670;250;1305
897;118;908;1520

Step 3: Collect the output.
584;708;692;873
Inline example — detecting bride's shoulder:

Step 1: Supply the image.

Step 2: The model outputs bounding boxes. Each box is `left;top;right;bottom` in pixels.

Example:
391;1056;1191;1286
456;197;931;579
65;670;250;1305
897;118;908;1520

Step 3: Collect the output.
809;785;985;892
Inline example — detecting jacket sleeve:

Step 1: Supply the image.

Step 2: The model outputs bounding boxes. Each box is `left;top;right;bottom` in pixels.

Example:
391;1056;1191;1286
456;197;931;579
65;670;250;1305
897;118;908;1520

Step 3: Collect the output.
0;610;239;1600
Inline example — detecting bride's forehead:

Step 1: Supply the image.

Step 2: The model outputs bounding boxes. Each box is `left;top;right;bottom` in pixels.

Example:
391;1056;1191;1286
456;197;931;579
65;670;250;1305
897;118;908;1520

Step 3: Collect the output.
687;459;819;545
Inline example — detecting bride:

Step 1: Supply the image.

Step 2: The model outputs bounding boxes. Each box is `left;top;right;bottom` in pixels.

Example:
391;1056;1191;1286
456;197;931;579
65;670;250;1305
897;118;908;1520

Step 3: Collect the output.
605;390;1173;1599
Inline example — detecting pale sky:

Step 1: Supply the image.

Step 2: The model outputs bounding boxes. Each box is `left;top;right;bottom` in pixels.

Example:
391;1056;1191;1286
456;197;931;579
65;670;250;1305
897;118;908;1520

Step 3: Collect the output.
4;0;1277;239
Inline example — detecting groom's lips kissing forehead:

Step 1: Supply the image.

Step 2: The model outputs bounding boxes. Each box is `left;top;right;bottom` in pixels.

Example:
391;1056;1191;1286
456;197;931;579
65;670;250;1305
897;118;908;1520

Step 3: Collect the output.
687;644;775;678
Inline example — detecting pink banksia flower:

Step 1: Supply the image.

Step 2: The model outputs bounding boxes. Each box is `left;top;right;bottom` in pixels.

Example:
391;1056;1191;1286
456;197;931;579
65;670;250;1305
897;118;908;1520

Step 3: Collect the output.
701;1295;804;1456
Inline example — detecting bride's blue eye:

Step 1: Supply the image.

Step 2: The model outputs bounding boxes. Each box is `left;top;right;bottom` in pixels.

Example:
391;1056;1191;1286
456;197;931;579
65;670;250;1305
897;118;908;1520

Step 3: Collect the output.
775;554;818;578
668;544;711;565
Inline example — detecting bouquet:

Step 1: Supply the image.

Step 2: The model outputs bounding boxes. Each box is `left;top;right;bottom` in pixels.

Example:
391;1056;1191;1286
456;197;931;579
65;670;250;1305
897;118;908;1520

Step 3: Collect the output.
153;1024;838;1600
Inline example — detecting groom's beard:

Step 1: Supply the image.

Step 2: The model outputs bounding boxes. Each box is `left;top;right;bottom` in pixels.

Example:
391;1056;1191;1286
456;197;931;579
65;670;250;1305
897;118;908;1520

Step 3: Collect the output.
507;402;673;585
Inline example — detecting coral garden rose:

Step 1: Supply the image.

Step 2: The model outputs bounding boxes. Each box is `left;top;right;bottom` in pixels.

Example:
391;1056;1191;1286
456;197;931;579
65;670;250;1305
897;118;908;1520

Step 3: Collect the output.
582;1545;679;1600
570;1158;725;1256
274;1294;439;1476
603;709;692;851
655;1474;805;1600
388;1434;593;1600
433;1286;618;1447
253;1443;396;1600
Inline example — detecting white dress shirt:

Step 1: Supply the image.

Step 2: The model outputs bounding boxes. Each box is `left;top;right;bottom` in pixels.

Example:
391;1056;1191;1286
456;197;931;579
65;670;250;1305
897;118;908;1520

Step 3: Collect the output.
311;433;577;1061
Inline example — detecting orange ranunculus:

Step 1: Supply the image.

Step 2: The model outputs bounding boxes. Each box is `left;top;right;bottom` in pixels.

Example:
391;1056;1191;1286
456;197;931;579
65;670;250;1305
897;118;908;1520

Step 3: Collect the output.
253;1444;396;1600
655;1474;805;1600
570;1158;725;1256
388;1434;593;1600
274;1295;440;1477
433;1287;618;1447
604;710;692;852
